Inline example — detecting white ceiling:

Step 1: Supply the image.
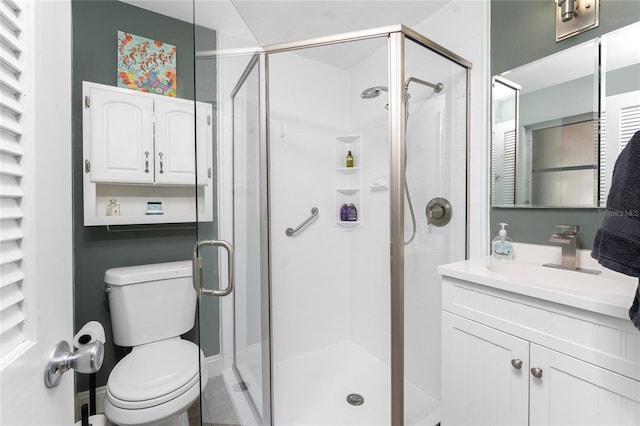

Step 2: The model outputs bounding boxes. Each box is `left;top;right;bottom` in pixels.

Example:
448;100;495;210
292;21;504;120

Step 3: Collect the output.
120;0;450;68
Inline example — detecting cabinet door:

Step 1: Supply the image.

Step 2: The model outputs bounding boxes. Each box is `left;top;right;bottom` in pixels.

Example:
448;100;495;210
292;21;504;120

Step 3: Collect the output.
530;344;640;426
85;83;154;183
442;312;529;426
154;96;202;185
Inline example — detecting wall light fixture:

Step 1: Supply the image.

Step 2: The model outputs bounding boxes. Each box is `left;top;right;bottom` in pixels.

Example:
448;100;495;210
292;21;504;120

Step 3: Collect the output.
555;0;599;42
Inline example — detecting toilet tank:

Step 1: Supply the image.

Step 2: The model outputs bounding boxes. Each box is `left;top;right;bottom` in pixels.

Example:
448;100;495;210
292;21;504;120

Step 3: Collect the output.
105;260;196;347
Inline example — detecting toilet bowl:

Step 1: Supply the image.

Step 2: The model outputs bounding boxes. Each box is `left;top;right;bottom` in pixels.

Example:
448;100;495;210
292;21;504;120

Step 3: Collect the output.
103;261;206;426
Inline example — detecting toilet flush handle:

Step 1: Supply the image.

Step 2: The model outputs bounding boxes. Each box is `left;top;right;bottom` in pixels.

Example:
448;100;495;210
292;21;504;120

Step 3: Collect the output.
192;239;235;297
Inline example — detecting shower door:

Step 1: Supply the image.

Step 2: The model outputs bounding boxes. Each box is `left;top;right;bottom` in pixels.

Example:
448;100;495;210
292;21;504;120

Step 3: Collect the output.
194;51;272;425
228;55;272;424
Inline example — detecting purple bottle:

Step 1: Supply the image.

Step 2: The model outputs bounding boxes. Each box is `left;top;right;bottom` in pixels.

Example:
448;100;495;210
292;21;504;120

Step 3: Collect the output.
340;203;348;221
347;203;358;222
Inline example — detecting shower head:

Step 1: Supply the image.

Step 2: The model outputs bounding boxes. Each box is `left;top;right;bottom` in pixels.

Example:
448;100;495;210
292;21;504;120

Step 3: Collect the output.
360;86;388;99
360;86;410;101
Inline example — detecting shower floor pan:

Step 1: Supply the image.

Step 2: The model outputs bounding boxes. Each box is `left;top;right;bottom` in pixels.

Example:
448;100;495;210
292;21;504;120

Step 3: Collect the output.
273;340;440;425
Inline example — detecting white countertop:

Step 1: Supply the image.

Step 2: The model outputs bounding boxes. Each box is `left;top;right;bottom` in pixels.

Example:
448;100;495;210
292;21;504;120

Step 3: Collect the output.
438;245;638;320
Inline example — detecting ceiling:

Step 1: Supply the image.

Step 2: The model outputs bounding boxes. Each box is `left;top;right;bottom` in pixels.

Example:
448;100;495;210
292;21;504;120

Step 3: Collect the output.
120;0;450;68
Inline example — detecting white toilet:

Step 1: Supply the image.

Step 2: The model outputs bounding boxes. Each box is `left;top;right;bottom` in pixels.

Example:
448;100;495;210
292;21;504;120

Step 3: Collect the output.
103;260;207;426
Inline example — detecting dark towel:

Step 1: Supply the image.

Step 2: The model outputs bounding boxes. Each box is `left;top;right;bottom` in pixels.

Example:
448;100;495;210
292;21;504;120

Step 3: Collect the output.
591;130;640;331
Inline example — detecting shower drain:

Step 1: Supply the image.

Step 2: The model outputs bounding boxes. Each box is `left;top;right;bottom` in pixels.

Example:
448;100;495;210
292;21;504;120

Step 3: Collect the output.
346;393;364;406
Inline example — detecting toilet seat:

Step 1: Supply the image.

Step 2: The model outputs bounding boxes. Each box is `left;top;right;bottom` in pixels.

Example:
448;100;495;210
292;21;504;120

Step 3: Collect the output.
106;338;205;410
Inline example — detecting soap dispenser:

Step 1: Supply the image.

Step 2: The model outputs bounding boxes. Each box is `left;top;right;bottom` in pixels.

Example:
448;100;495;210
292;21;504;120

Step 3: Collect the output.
492;223;514;260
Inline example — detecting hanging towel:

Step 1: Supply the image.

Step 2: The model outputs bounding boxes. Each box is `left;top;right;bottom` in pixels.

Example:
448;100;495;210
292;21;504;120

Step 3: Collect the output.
592;130;640;331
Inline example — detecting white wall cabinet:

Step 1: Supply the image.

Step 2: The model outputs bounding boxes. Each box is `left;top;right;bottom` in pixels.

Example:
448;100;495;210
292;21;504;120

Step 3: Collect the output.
441;276;640;425
82;81;213;225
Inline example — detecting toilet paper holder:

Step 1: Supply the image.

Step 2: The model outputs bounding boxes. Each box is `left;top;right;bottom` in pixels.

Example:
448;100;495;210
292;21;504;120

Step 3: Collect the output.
45;340;104;388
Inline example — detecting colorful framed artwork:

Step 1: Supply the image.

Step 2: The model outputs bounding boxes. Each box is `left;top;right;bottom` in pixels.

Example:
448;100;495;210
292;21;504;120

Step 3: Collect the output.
117;31;177;97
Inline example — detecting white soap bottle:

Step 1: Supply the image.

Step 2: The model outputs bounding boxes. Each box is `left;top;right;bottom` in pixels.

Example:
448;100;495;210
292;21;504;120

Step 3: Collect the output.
492;223;514;260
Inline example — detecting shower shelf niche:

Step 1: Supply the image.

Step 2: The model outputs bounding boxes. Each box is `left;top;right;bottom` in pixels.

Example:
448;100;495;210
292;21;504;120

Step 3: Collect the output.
335;135;362;230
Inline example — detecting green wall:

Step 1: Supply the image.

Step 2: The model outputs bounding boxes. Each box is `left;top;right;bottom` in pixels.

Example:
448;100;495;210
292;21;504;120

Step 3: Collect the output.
490;0;640;249
491;0;640;74
72;0;218;392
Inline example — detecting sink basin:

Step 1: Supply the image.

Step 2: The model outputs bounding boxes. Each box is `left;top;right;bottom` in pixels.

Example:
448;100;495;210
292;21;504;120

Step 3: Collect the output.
439;255;638;320
485;263;633;297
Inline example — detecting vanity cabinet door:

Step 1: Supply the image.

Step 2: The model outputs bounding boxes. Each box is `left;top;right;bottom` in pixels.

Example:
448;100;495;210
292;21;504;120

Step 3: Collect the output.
442;312;529;426
85;83;155;184
529;344;640;426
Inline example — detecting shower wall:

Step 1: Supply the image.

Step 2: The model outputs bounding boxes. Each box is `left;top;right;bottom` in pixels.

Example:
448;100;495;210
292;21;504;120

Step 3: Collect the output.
269;52;352;363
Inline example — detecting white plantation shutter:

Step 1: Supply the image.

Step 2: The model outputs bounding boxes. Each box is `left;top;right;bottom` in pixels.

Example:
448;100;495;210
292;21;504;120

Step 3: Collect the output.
0;0;27;361
619;105;640;152
503;130;516;204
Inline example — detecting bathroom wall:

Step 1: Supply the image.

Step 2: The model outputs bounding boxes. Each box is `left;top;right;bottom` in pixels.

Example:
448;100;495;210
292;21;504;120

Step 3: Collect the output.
490;0;640;249
72;0;218;392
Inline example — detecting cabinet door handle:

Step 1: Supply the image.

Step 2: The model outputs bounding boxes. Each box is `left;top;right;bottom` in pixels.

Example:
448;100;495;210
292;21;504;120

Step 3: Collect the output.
159;152;164;174
530;367;543;378
511;359;523;369
144;151;150;173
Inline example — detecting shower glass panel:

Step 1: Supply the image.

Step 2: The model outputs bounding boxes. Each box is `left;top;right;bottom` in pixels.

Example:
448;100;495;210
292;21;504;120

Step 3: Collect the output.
267;36;392;425
402;38;468;425
230;56;271;423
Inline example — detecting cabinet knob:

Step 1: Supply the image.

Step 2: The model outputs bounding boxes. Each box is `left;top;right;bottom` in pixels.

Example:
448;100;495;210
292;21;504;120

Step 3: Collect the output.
530;367;543;378
511;358;523;369
159;152;164;174
144;151;150;173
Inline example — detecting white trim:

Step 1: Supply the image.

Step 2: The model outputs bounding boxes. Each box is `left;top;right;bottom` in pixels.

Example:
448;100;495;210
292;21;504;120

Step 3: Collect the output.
206;353;223;379
74;355;223;421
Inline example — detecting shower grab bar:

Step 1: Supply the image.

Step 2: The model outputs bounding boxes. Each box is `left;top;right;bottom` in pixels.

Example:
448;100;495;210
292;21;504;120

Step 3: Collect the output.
286;207;319;237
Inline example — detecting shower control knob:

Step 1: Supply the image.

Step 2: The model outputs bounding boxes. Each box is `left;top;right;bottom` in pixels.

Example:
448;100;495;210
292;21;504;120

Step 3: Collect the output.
430;205;445;220
425;197;452;227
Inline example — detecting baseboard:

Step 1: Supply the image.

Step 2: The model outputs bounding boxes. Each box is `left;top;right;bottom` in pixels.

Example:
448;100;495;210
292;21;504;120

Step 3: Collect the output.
75;354;222;421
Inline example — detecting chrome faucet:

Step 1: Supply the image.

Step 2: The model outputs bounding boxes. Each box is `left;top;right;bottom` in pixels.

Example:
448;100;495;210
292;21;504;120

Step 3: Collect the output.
543;225;601;275
550;225;579;269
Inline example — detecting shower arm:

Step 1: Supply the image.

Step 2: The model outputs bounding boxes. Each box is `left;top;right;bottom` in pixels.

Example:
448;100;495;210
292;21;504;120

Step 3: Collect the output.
404;76;443;93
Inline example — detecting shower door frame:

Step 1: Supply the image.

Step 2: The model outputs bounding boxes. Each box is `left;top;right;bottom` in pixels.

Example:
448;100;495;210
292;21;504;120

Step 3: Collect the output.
222;25;472;425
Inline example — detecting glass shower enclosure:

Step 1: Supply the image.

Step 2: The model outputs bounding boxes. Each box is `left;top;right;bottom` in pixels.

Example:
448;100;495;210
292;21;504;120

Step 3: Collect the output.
195;25;470;426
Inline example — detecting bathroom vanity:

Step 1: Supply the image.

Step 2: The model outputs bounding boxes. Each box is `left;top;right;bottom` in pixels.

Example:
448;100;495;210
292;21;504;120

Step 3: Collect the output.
439;249;640;425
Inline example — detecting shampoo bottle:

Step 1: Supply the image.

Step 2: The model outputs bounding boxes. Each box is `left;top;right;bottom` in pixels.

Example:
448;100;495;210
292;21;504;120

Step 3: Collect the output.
347;203;358;222
346;150;354;168
492;223;514;260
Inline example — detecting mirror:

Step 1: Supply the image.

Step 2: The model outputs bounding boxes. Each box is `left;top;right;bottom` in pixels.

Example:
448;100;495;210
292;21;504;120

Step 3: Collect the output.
492;39;599;207
600;22;640;204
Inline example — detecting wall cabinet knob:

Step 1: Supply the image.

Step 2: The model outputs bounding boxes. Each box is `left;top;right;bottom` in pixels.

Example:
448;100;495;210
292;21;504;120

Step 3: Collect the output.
511;358;523;369
530;367;543;378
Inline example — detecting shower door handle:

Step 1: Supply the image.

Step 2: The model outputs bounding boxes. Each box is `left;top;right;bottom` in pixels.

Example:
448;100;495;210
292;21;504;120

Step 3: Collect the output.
192;240;234;297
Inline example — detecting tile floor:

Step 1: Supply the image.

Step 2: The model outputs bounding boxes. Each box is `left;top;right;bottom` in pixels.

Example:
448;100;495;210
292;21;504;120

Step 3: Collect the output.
189;376;241;426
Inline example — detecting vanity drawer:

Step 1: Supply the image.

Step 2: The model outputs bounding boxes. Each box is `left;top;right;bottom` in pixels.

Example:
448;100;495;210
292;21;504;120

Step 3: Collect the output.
442;276;640;381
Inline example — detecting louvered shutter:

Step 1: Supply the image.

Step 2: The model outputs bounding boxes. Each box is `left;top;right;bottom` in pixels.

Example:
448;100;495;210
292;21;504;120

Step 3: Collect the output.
619;105;640;151
503;130;516;204
0;0;27;361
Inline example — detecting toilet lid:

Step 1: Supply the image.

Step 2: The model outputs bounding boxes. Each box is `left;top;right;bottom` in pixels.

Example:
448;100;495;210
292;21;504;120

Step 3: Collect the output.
108;338;204;404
